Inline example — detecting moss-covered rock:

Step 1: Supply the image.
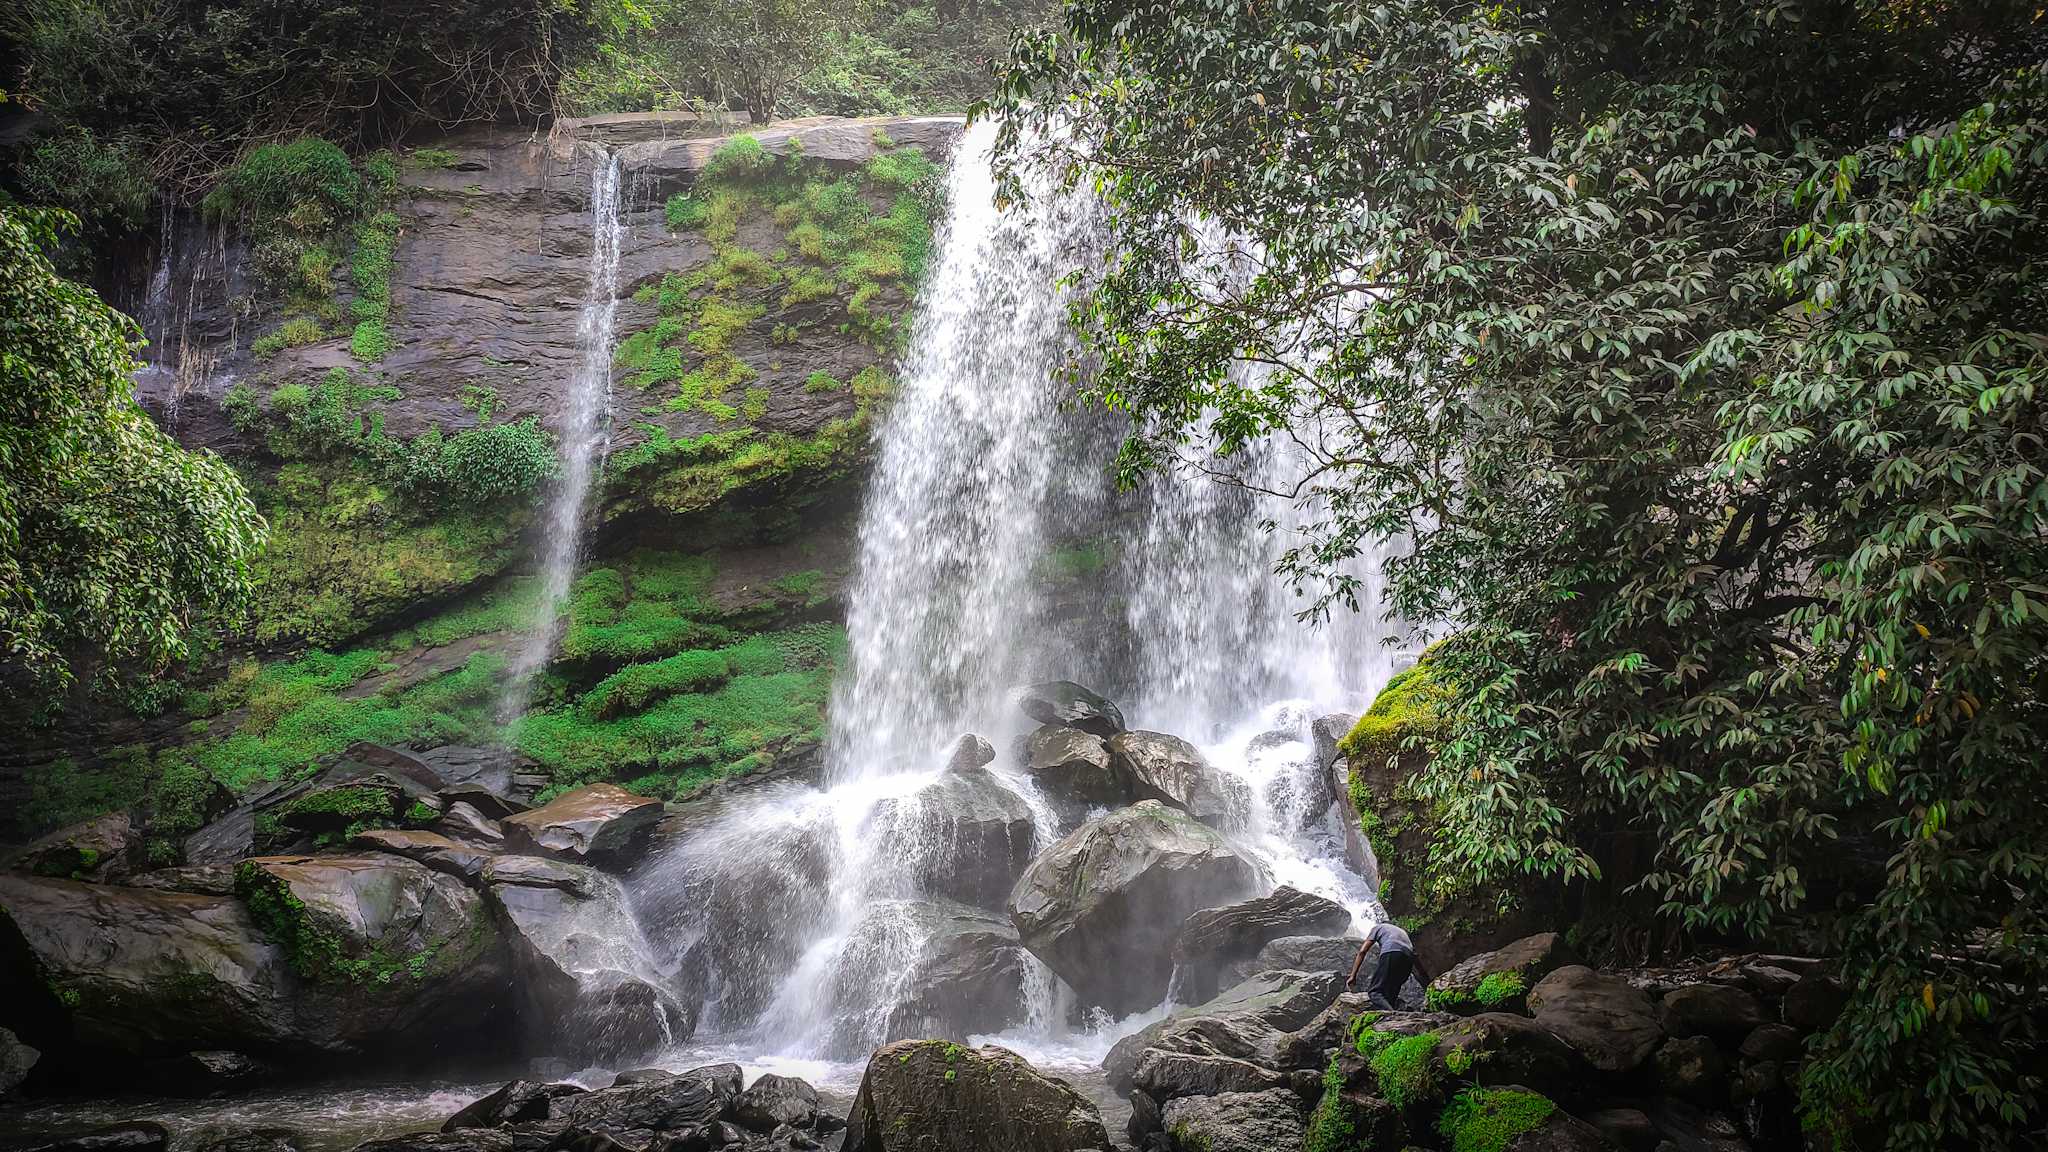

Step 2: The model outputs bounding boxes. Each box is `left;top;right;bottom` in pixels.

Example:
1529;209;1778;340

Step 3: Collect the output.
1436;1087;1556;1152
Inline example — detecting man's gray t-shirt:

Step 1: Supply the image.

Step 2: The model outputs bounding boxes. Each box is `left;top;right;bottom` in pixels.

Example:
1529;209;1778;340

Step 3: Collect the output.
1366;920;1415;956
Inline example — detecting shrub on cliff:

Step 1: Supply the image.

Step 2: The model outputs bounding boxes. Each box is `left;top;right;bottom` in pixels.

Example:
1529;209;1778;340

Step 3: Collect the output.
0;207;264;705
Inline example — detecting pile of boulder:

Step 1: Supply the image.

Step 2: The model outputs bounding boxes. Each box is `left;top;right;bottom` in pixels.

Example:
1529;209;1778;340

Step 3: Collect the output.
1102;928;1843;1152
0;741;694;1091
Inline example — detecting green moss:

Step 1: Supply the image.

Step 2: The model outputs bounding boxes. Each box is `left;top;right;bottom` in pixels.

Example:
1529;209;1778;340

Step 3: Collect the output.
252;314;326;358
1436;1088;1556;1152
349;210;400;363
1304;1055;1359;1152
236;860;474;985
409;148;460;169
1475;970;1526;1007
1339;660;1451;767
1354;1025;1440;1110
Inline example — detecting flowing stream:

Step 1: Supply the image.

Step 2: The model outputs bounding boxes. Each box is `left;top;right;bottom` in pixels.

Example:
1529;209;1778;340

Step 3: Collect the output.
619;121;1407;1098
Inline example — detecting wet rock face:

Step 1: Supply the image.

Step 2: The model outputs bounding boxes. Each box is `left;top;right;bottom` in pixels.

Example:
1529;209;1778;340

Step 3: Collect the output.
1170;886;1354;1002
9;1123;172;1152
1014;681;1127;738
1104;969;1344;1094
1526;965;1666;1073
1008;800;1261;1016
843;1039;1111;1152
1158;1088;1306;1152
873;764;1034;911
501;784;663;860
1021;726;1119;828
1108;731;1250;828
1218;934;1361;991
1427;931;1580;1016
1;1025;41;1093
6;812;140;883
855;900;1030;1050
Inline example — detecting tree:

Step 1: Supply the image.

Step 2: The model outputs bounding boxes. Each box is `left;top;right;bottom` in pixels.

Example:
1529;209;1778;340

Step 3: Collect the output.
687;0;872;122
992;1;2046;1146
0;207;265;704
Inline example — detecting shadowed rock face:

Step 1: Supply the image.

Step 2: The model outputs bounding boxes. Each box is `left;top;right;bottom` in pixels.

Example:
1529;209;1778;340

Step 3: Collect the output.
1527;965;1666;1073
1170;886;1354;1002
1102;969;1343;1094
843;1040;1110;1152
1108;731;1250;828
1008;800;1260;1016
501;784;663;860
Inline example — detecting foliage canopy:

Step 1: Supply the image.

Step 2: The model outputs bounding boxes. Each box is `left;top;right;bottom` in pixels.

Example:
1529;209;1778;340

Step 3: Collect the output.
993;0;2048;1146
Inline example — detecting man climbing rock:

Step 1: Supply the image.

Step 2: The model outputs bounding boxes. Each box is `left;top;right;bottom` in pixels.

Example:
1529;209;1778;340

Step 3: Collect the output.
1345;920;1430;1010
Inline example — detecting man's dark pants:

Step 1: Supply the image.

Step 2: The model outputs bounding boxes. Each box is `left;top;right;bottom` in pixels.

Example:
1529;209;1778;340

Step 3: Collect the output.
1367;948;1414;1010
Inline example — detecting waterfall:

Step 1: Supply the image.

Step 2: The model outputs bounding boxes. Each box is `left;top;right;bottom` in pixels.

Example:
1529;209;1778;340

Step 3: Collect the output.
627;121;1408;1076
502;150;624;717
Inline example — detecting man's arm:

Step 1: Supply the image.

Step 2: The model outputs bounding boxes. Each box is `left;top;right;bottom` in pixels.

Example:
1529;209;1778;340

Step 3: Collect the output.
1345;940;1371;987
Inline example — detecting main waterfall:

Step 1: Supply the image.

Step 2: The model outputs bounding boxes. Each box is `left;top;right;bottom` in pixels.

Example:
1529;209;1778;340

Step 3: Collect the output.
624;122;1405;1087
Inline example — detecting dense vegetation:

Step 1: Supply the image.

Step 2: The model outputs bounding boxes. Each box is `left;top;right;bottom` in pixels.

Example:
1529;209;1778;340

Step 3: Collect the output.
995;0;2046;1146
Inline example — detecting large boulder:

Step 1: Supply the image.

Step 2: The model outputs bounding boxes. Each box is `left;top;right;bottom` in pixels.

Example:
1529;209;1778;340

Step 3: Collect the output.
8;1123;172;1152
234;854;511;1050
1426;932;1579;1016
1108;732;1249;827
1170;887;1354;1002
481;856;692;1060
1021;726;1120;828
1438;1091;1612;1152
1132;1050;1288;1104
500;784;662;861
1271;992;1380;1071
1434;1013;1588;1103
1159;1088;1305;1152
843;1039;1110;1152
0;874;297;1057
6;813;140;883
1105;970;1342;1093
444;1081;588;1130
729;1073;820;1132
874;901;1031;1047
1526;965;1665;1073
1655;1034;1728;1107
1219;935;1360;991
550;1063;742;1131
1009;800;1260;1015
1661;982;1766;1043
873;763;1033;910
1014;681;1126;738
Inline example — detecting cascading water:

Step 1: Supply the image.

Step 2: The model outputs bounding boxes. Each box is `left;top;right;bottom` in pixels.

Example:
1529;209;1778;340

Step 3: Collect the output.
502;150;625;715
625;120;1410;1089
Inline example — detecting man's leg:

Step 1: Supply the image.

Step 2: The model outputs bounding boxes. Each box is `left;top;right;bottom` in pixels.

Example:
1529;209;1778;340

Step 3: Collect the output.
1370;950;1414;1010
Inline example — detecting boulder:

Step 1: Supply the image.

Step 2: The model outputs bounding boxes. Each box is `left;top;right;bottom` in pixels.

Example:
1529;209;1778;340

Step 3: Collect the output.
6;812;139;882
944;734;996;772
501;784;662;861
875;765;1033;910
1105;970;1343;1093
551;1064;743;1131
414;745;538;818
1220;935;1360;991
730;1074;820;1131
1780;969;1846;1032
1526;965;1665;1073
1582;1107;1659;1152
1021;726;1121;827
1128;1088;1164;1143
1656;1034;1728;1107
1170;887;1353;1002
1108;732;1249;827
1009;800;1260;1015
1440;1098;1612;1152
1131;1050;1288;1103
1014;681;1126;738
870;901;1030;1047
1642;1096;1754;1152
1435;1013;1588;1103
195;1131;301;1152
843;1039;1110;1152
483;858;693;1060
1738;1023;1802;1063
140;1049;269;1097
1426;932;1579;1016
235;854;511;1049
0;874;297;1057
436;802;507;848
1159;1088;1305;1152
8;1124;171;1152
1;1026;41;1093
1661;982;1765;1043
351;828;495;882
353;1131;514;1152
1270;992;1380;1071
125;866;238;896
1310;714;1357;774
445;1081;588;1130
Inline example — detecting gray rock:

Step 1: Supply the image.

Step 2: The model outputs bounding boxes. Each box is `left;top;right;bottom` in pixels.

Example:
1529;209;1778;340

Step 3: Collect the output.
1131;1050;1288;1103
1436;1012;1588;1102
1426;931;1579;1015
1022;726;1121;827
1527;965;1666;1073
1014;681;1127;738
501;784;663;860
0;874;297;1056
444;1081;587;1130
1780;969;1845;1032
1656;1034;1729;1107
351;828;495;882
1661;983;1764;1042
731;1074;820;1131
944;734;996;772
1128;1087;1163;1143
6;812;139;882
354;1131;515;1152
1309;714;1357;773
1270;992;1380;1071
618;115;967;200
123;865;238;895
1583;1107;1660;1152
1108;732;1250;827
9;1124;171;1152
1220;935;1361;991
1;1025;41;1093
437;801;508;847
1159;1088;1305;1152
1105;970;1343;1093
1170;887;1353;1002
1642;1096;1754;1152
609;1069;675;1087
194;1130;301;1152
551;1064;742;1131
1737;1023;1802;1063
1009;801;1260;1015
1473;1106;1616;1152
874;765;1032;911
873;900;1030;1046
140;1049;269;1097
414;745;538;818
843;1040;1110;1152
